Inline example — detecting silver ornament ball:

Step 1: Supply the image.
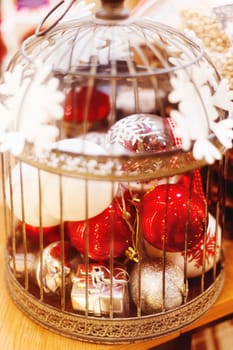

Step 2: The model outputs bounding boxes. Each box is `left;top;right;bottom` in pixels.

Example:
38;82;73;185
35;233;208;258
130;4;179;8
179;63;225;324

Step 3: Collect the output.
130;258;187;314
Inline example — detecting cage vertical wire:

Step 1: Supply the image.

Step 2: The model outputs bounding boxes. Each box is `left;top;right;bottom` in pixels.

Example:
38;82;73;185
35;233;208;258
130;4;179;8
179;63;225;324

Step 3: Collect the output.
1;0;233;344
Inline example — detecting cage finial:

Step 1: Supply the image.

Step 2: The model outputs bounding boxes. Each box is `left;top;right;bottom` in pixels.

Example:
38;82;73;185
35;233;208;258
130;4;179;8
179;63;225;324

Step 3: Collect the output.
95;0;129;20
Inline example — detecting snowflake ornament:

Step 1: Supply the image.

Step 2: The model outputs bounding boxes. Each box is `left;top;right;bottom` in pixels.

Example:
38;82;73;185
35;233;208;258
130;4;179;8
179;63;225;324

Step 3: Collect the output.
61;0;95;21
0;63;64;156
168;59;233;164
107;114;174;155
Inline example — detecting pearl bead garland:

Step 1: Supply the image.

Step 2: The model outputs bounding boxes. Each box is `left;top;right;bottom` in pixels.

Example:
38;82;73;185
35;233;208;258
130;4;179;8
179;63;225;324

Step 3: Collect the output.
181;9;233;89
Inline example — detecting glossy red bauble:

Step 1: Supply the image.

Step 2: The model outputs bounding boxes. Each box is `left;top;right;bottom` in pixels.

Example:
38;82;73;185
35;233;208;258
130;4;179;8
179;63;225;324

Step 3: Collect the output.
24;223;61;246
0;33;6;65
141;184;206;252
64;86;110;123
65;190;135;261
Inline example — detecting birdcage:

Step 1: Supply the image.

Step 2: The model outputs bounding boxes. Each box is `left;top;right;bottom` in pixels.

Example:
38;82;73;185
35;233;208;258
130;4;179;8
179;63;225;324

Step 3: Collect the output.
1;0;233;344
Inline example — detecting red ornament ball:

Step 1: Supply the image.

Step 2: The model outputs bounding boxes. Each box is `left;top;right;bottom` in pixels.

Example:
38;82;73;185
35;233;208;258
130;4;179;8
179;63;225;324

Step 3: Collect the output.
24;223;61;246
65;190;135;261
141;184;206;252
0;36;6;64
64;86;110;123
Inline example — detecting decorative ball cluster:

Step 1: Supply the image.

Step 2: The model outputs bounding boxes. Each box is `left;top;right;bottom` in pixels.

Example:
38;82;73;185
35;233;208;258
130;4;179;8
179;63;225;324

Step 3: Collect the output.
214;54;233;90
181;10;231;53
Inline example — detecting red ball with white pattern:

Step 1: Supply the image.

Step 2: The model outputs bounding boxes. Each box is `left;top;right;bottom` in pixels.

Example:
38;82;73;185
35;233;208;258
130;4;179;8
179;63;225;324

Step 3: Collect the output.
144;213;221;278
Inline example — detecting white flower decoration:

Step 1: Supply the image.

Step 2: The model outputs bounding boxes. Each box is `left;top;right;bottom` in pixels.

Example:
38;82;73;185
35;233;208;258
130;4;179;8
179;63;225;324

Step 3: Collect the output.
0;63;65;155
0;132;25;155
192;139;222;164
212;79;233;111
0;64;24;96
0;103;12;133
168;60;233;164
62;0;95;21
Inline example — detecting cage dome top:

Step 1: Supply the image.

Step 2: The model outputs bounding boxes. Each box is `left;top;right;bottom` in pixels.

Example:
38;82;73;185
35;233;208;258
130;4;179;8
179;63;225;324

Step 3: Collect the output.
19;1;208;78
0;0;233;175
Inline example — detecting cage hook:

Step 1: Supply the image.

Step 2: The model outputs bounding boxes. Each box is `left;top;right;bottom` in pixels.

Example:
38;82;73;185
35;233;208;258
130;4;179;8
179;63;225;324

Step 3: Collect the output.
35;0;77;36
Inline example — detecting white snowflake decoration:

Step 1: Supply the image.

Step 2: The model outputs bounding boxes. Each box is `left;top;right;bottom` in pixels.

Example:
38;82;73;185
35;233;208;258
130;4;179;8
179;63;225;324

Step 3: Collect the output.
168;59;233;164
0;63;64;155
62;0;95;21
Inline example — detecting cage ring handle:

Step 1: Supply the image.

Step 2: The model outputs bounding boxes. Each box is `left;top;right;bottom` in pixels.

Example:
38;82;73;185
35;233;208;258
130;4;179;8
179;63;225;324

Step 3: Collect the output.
35;0;77;36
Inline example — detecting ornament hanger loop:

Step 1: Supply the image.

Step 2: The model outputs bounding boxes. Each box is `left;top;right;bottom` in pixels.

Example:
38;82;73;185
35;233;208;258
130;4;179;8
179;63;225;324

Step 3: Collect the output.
35;0;77;36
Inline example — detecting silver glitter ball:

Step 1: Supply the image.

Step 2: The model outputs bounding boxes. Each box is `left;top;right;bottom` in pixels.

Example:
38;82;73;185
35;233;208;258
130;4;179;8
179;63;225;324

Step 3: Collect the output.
130;258;187;314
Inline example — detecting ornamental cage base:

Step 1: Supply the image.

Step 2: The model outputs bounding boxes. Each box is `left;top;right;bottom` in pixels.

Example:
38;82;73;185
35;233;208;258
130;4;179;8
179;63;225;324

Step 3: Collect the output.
5;258;224;344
